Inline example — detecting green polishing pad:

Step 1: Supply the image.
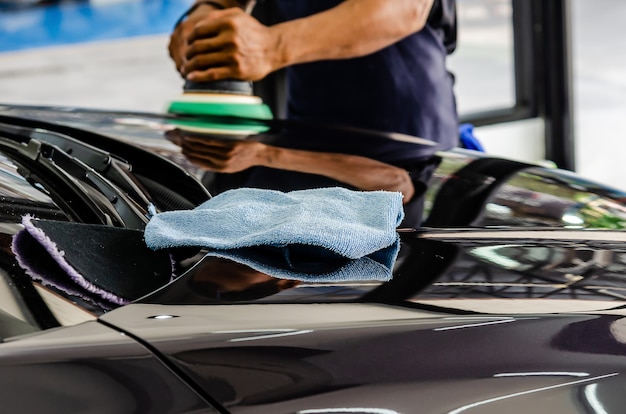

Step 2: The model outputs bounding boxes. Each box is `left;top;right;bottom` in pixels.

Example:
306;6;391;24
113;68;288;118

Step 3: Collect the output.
168;118;270;136
167;92;272;118
167;92;273;136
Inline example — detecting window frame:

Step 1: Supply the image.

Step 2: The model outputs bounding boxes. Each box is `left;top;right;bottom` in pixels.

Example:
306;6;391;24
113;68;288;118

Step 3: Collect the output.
461;0;575;171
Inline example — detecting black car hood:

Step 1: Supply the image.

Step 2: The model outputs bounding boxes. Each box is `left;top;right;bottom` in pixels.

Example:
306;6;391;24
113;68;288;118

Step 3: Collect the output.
101;301;626;414
4;104;626;412
99;227;626;413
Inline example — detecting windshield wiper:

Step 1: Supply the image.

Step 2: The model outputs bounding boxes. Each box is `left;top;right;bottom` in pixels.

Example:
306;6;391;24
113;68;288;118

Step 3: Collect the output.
0;113;211;210
0;124;149;229
0;122;154;207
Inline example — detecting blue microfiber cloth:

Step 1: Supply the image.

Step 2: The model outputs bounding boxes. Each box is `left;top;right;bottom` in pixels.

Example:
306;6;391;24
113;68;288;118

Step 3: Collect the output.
204;242;399;282
145;187;404;281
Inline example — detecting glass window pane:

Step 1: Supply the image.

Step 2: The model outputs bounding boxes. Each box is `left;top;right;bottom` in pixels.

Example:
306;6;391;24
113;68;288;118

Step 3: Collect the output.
449;0;516;115
571;0;626;190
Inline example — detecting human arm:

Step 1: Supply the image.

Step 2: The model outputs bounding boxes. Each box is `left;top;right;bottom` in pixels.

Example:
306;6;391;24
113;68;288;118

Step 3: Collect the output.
180;0;435;82
179;136;416;203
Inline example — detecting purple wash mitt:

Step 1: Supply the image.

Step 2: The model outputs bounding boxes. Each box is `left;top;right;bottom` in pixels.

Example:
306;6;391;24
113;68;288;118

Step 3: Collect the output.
145;187;404;281
11;215;173;308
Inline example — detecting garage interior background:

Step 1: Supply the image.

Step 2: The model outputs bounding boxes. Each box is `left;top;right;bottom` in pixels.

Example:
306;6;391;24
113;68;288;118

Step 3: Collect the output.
0;0;623;191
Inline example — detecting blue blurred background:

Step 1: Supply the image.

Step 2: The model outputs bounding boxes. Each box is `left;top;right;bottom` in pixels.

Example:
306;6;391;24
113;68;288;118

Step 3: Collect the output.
0;0;192;52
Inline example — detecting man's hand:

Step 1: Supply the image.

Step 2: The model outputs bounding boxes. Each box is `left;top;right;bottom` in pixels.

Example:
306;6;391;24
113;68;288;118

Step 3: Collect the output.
179;135;271;173
168;3;225;76
182;8;279;82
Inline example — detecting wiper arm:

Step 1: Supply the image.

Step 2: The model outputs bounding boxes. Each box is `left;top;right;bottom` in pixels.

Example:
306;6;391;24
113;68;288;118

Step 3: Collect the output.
0;114;211;210
0;122;153;209
0;126;149;229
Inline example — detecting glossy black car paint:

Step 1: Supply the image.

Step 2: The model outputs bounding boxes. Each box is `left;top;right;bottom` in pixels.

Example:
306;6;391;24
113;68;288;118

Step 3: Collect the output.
101;228;626;413
101;303;626;414
2;105;626;413
0;321;216;413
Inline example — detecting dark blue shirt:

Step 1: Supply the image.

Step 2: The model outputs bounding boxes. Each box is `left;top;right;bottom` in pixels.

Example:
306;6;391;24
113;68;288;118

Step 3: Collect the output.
274;0;458;162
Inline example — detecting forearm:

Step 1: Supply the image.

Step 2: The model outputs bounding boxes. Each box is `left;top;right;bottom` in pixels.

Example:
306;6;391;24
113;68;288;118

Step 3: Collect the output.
270;0;434;69
262;146;415;202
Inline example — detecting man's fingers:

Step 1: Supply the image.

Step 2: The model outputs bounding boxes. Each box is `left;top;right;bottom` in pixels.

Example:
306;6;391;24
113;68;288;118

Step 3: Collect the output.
188;22;221;44
185;64;236;82
168;41;181;69
181;152;221;170
183;30;237;79
181;138;234;158
187;8;243;43
183;136;236;147
181;150;230;171
184;49;232;70
185;37;223;60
